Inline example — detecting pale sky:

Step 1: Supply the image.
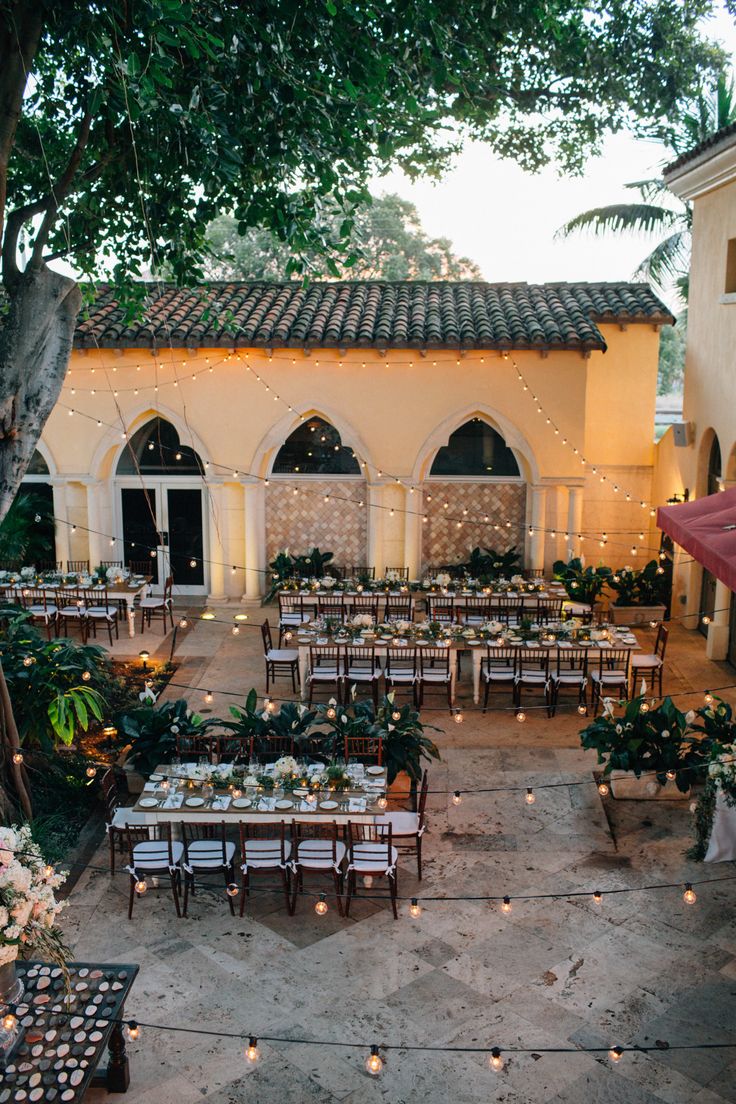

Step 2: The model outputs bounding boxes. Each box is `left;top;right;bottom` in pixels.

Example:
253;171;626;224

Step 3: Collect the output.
370;5;736;311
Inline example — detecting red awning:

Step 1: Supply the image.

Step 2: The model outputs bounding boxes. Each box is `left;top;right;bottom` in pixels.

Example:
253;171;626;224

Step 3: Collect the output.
657;488;736;592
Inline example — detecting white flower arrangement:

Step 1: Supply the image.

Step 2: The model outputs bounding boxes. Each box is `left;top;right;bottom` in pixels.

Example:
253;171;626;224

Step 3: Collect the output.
320;576;337;589
708;745;736;789
352;613;374;628
393;620;413;634
20;567;35;580
510;574;525;585
0;825;67;968
434;573;451;587
272;755;299;780
481;620;505;634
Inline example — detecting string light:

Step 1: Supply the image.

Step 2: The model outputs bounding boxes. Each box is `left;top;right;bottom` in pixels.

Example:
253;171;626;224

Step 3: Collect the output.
704;691;714;704
525;787;536;805
245;1037;260;1063
12;752;23;765
597;782;610;797
409;898;422;918
365;1046;383;1076
501;895;512;914
125;1021;140;1042
2;1012;17;1033
451;790;463;806
516;711;526;723
134;879;147;895
453;709;464;724
683;883;697;905
315;893;328;915
593;890;603;904
204;690;214;704
489;1047;504;1071
609;1046;623;1063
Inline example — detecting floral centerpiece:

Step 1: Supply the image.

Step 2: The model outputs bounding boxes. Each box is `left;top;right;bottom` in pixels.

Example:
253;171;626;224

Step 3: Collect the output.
0;826;67;978
272;755;299;781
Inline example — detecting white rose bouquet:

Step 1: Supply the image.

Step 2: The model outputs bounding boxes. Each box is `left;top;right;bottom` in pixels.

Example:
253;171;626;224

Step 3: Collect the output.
352;613;374;628
393;620;413;634
434;573;451;587
0;825;67;968
320;576;336;589
272;755;299;780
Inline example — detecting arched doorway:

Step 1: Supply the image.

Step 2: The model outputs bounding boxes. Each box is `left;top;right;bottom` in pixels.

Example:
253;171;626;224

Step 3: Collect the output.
115;417;207;594
699;434;722;635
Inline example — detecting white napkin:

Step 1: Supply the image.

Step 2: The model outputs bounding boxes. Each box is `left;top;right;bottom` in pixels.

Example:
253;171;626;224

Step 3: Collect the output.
212;795;231;811
259;797;276;811
143;782;157;792
558;641;572;648
163;793;184;809
348;799;366;813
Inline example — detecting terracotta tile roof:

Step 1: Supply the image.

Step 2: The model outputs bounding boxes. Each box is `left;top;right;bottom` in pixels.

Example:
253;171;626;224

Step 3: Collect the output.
664;122;736;177
73;281;673;353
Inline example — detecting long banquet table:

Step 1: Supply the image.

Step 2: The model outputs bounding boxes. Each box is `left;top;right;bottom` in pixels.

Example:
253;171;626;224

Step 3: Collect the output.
130;763;389;827
295;633;641;704
2;579;152;637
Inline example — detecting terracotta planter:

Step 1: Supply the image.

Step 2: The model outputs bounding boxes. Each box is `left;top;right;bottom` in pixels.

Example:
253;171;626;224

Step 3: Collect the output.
609;604;666;626
609;769;690;800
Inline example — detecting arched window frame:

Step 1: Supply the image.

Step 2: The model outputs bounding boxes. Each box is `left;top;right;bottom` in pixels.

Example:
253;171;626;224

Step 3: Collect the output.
115;417;205;476
270;415;362;478
427;417;522;481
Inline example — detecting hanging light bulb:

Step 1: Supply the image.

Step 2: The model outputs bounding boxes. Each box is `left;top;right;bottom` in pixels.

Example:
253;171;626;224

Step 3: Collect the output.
609;1046;623;1063
597;782;610;797
454;709;464;724
665;769;676;781
525;788;536;805
577;704;587;715
12;751;23;765
189;558;197;568
134;878;147;895
232;625;240;635
245;1037;260;1063
42;863;54;878
489;1047;504;1071
639;701;650;713
315;893;328;916
391;710;401;721
501;895;512;914
409;898;421;918
264;697;276;714
85;765;97;778
683;883;697;905
2;1012;17;1033
125;1021;140;1042
22;655;33;667
376;794;388;809
365;1046;383;1076
704;691;714;705
82;670;91;681
204;690;214;704
179;617;188;629
593;890;603;905
702;614;711;626
451;790;462;806
516;711;526;723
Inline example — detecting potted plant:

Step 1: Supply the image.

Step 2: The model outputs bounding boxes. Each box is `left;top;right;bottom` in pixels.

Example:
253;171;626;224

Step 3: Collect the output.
607;560;668;625
553;557;611;608
687;697;736;859
117;698;216;786
364;693;440;805
580;696;704;799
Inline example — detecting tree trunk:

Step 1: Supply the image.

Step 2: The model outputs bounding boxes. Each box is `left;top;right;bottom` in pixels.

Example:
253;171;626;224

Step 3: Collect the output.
0;659;32;820
0;265;81;519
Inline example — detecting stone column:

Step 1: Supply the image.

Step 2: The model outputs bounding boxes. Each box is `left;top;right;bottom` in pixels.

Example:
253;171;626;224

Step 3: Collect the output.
367;483;384;577
566;487;583;560
706;578;733;660
51;479;71;570
243;480;266;602
206;482;226;601
403;485;423;579
85;480;105;571
528;485;547;570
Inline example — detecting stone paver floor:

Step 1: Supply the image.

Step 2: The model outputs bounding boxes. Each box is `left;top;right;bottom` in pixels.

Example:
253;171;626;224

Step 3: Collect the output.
63;611;736;1103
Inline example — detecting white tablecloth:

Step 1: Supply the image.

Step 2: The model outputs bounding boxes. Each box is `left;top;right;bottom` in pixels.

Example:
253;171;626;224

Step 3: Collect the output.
704;788;736;862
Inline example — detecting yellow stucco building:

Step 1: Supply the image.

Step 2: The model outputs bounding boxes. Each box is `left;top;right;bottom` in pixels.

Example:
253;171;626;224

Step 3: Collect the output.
660;127;736;662
25;280;669;602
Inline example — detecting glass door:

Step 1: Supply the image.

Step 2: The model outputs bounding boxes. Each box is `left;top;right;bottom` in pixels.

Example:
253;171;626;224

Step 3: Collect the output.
121;488;161;585
166;488;205;589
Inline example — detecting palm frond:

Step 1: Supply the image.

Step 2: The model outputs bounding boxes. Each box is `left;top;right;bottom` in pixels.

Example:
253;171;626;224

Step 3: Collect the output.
633;230;691;293
556;204;685;240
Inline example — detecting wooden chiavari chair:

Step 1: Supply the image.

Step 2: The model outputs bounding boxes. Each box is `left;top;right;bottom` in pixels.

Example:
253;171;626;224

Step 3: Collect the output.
457;596;491;626
346;821;398;919
66;560;90;574
278;593;308;645
290;820;346;916
384;566;409;580
181;821;236;916
307;645;343;704
416;647;453;713
551;647;589;717
125;823;183;918
175;731;213;762
317;593;346;622
239;821;292;915
426;595;455;626
515;649;553;717
350;565;375;579
536;596;564;623
385;646;418;704
261;619;299;693
377;769;428;879
481;646;517;713
25;588;58;640
83;587;119;645
254;734;295;763
384;593;414;622
345;594;379;622
344;646;381;708
591;648;632;709
344;733;383;766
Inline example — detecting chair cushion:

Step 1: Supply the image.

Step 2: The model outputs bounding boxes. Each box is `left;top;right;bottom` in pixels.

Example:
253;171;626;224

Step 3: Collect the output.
376;812;419;837
420;671;451;682
241;838;291;869
296;839;346;869
132;839;184;869
386;671;416;682
347;668;379;681
109;808;149;830
29;604;57;616
591;671;628;682
483;667;515;680
140;597;166;609
350;843;398;873
87;607;117;618
186;840;236;869
267;648;299;662
308;668;340;679
630;654;662;668
280;613;305;625
555;672;586;684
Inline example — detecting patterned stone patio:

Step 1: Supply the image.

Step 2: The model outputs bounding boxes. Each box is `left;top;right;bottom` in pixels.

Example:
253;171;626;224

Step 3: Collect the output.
64;614;736;1102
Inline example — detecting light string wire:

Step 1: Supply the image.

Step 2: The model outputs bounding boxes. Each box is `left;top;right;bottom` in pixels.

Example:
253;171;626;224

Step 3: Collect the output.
6;993;736;1061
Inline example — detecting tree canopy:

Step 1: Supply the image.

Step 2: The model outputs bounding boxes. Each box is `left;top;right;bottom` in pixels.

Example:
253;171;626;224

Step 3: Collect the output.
204;193;483;281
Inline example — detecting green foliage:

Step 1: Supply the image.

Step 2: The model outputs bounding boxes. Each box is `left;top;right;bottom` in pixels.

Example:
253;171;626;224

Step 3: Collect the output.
0;492;54;566
117;699;213;776
204;194;482;281
0;617;107;750
657;318;686;395
445;546;522;581
224;689;317;758
553;558;611;605
580;696;706;791
557;73;736;297
608;560;669;607
266;547;335;598
29;751;100;864
4;1;725;291
687;778;718;861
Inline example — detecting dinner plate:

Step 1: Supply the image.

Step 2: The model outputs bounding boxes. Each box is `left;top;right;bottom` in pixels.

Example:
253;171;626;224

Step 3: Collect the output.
275;799;293;810
293;788;309;797
578;640;592;647
138;797;158;808
319;800;338;810
366;765;384;776
417;640;427;646
232;797;252;809
468;640;480;646
149;773;164;782
185;796;205;807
